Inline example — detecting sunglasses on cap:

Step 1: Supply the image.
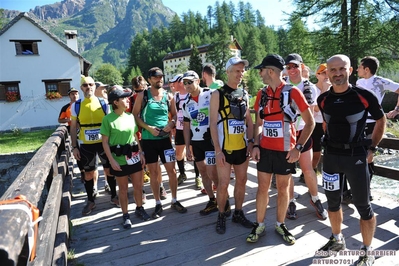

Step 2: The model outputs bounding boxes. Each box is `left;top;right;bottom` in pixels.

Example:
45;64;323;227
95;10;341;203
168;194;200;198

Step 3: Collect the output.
286;65;300;70
82;83;94;87
183;80;194;85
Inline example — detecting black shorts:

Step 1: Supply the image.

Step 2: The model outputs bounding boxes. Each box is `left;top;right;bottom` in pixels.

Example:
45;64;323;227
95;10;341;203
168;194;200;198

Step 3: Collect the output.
79;142;110;172
142;138;176;164
222;147;247;165
111;162;142;177
174;129;185;145
297;130;313;153
191;139;215;164
322;152;373;220
257;148;296;175
311;123;324;152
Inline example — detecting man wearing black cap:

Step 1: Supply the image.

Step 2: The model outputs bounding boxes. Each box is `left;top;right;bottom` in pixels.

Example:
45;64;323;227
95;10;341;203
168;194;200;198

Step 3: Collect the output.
284;53;328;221
132;67;187;219
247;54;314;245
210;57;254;234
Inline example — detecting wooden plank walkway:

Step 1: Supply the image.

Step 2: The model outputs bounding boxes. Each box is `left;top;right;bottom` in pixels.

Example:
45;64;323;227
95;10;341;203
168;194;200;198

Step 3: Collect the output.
68;161;399;266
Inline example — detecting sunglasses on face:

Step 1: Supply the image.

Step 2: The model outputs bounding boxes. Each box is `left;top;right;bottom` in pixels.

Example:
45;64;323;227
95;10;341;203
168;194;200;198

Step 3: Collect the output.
82;83;94;87
286;65;300;70
183;80;194;85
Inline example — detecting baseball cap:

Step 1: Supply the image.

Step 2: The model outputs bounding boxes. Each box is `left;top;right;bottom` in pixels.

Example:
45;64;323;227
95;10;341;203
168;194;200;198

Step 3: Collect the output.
285;53;303;65
68;87;79;94
182;70;200;80
253;54;285;70
225;56;249;70
95;81;108;88
108;85;132;103
148;67;164;77
169;74;183;83
316;63;327;74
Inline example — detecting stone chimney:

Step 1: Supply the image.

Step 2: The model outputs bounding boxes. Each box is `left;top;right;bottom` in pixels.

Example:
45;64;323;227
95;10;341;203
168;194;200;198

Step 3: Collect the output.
64;30;78;53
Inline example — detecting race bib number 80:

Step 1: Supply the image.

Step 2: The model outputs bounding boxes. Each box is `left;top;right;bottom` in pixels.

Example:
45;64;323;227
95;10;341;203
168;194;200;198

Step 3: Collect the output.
84;129;101;142
322;172;340;191
205;151;215;165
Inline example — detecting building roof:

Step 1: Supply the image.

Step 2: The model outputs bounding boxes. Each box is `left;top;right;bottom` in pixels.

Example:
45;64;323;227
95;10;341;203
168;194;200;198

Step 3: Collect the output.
162;38;243;61
0;12;91;67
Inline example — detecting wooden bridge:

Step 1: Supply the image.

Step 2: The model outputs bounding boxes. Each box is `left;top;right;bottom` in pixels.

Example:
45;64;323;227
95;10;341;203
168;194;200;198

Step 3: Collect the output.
0;126;398;265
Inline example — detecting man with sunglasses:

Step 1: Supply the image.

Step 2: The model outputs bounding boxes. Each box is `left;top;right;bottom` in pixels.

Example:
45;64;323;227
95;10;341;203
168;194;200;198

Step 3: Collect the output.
284;53;328;221
71;76;118;216
132;67;187;219
210;57;254;234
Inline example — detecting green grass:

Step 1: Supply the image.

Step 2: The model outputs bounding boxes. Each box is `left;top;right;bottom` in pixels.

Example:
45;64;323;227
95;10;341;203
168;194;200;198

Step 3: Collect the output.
0;129;55;154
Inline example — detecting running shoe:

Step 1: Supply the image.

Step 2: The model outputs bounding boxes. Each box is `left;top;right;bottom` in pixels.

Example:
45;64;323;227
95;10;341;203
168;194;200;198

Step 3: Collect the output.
152;203;163;219
160;186;167;200
353;247;375;266
171;200;187;213
142;189;147;205
195;177;203;190
318;234;346;253
275;223;295;245
232;210;254;228
110;196;120;207
271;174;277;189
216;212;227;234
177;173;187;185
122;214;132;229
225;199;231;217
286;202;297;220
246;222;266;243
82;201;96;216
310;199;328;220
143;171;150;183
135;206;150;221
92;187;99;199
199;199;218;216
104;183;111;193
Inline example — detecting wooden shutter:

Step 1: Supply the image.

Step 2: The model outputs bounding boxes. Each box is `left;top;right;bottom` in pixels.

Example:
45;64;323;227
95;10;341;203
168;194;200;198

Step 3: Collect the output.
15;42;22;55
0;85;5;100
32;42;38;54
59;82;70;96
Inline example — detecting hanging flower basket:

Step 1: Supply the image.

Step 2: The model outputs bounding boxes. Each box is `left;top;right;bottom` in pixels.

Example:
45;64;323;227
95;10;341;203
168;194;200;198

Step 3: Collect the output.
5;91;21;102
46;92;62;100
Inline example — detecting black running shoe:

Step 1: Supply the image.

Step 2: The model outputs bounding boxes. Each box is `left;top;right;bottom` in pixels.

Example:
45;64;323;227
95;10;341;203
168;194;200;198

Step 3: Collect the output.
152;203;163;219
135;206;150;221
216;212;226;234
171;200;187;213
318;234;346;254
286;202;297;220
232;209;254;228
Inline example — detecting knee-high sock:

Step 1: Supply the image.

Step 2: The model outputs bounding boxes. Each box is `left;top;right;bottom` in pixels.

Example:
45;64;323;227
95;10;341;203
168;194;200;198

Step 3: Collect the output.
177;159;185;175
84;179;94;202
107;175;117;198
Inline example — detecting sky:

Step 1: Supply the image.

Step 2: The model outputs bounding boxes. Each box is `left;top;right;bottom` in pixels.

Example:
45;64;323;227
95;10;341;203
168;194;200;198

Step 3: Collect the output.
0;0;295;28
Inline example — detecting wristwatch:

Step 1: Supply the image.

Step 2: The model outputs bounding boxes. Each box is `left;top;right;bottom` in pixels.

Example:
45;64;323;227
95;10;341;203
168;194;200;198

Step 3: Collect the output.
248;138;254;143
295;144;304;152
394;106;399;112
368;146;377;153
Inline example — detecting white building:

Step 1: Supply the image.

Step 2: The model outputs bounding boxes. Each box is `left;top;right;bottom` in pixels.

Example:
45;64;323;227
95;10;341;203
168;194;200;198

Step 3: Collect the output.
162;38;243;82
0;12;91;131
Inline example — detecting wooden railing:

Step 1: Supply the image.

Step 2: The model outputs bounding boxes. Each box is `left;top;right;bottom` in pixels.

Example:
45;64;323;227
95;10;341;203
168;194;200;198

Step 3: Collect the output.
0;126;72;266
374;137;399;181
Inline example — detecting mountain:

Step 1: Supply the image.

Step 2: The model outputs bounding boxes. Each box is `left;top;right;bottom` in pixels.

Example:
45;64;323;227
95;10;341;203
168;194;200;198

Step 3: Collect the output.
1;0;176;70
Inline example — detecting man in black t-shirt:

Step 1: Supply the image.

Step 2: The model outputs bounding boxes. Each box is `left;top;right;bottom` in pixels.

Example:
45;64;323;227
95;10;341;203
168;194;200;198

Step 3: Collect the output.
317;54;386;266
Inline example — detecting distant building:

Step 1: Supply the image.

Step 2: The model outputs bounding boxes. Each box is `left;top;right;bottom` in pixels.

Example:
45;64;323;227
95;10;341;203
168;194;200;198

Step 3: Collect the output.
0;12;91;131
162;37;243;82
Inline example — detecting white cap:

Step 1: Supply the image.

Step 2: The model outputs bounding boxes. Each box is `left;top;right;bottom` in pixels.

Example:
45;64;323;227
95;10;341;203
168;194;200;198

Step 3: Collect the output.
169;74;183;83
225;56;249;70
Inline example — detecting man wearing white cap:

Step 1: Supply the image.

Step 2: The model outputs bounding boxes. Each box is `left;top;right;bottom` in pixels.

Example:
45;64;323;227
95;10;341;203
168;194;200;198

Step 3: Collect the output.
210;56;254;234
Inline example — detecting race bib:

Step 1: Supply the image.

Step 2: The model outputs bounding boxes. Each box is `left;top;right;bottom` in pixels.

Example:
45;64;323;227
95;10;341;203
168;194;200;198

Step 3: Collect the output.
126;152;140;165
164;149;176;163
263;121;283;138
228;120;245;134
205;151;216;165
322;172;340;191
84;129;101;142
177;110;184;130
